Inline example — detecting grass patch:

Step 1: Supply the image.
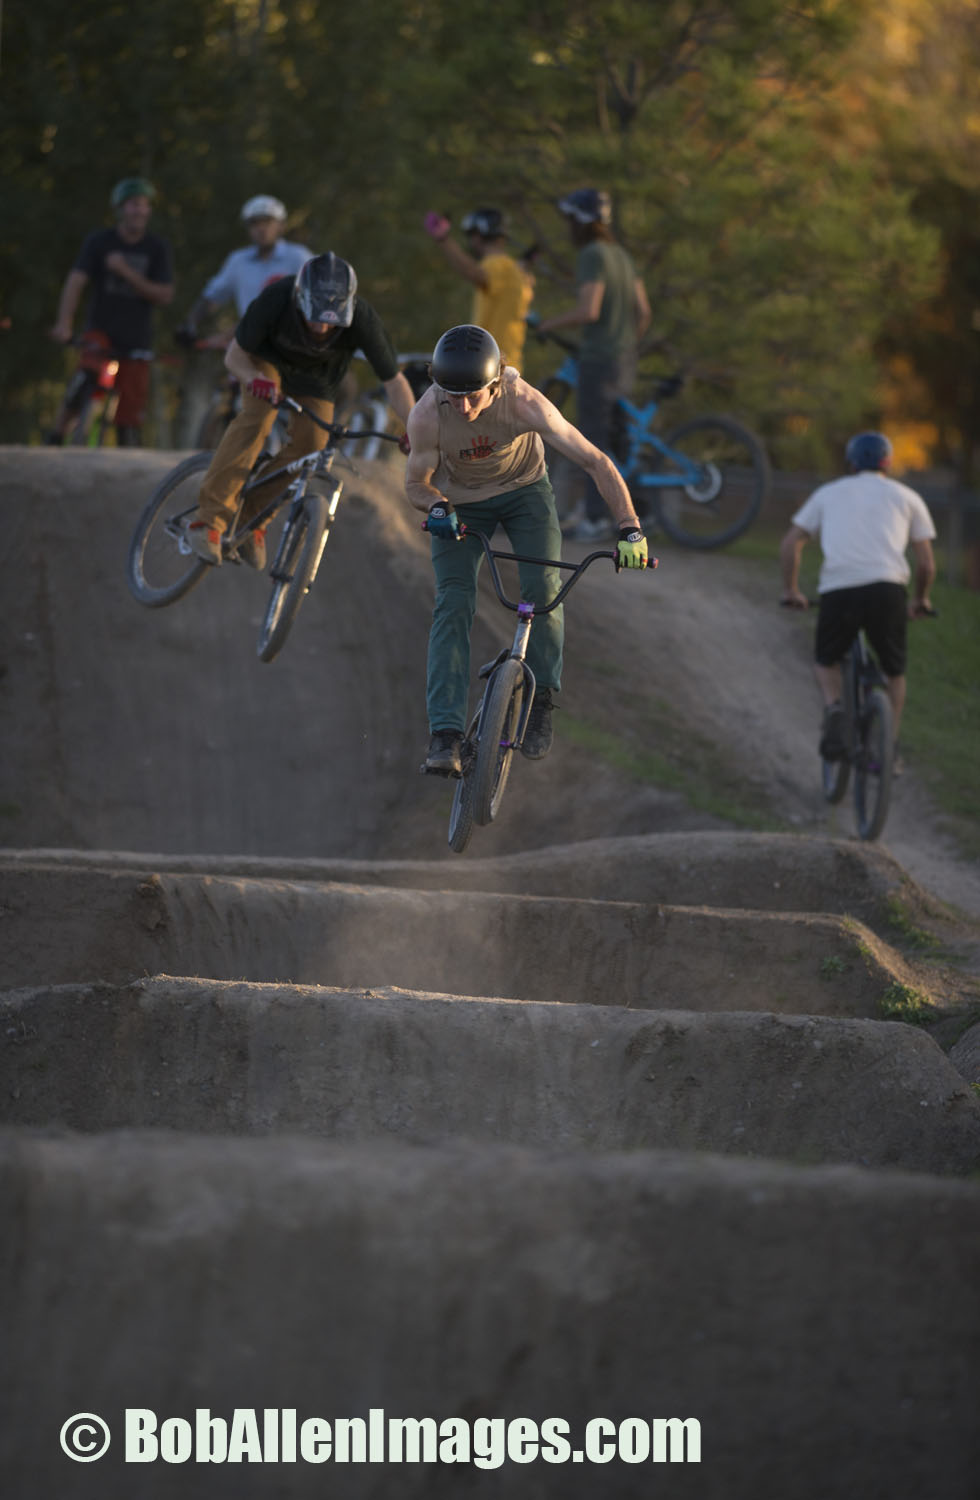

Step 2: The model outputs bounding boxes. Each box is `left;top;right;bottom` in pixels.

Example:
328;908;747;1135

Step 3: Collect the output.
560;707;782;830
884;895;942;952
878;981;935;1025
901;580;980;857
819;955;849;979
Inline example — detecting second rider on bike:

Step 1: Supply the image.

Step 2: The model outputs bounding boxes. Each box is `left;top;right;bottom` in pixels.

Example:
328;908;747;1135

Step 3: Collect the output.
183;252;416;569
405;323;649;777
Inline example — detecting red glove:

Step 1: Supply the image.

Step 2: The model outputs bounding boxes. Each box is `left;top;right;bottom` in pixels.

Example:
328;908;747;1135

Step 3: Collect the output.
398;433;411;456
424;211;451;243
247;377;279;404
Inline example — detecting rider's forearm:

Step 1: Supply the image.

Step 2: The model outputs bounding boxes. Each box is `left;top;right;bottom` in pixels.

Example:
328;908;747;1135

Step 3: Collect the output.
405;476;446;514
438;238;487;289
913;556;936;603
54;270;87;332
135;276;175;307
779;532;804;593
384;372;416;427
587;453;641;528
224;341;269;386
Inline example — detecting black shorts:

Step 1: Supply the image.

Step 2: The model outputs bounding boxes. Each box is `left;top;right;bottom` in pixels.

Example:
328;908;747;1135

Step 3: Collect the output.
815;582;908;676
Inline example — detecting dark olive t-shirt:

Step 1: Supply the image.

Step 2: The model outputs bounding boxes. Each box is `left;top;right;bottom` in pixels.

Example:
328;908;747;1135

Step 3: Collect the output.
235;275;399;399
576;240;638;362
73;227;173;353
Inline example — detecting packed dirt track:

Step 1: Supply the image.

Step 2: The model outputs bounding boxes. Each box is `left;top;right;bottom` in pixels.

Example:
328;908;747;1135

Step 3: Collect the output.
2;448;979;1499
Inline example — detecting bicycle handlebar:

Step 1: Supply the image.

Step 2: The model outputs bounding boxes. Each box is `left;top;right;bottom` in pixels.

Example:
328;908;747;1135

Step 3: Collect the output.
460;525;657;615
278;393;401;444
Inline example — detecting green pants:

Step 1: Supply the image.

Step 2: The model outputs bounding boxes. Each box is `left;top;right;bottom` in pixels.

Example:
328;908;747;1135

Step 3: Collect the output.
427;477;564;733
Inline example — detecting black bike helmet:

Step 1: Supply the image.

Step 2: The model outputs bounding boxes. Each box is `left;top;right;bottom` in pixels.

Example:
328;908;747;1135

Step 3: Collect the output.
845;431;892;471
292;253;357;327
430;325;502;394
461;208;507;239
557;188;612;225
110;177;156;209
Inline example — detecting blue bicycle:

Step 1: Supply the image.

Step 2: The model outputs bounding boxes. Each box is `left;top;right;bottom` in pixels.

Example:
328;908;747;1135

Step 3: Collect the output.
539;331;771;549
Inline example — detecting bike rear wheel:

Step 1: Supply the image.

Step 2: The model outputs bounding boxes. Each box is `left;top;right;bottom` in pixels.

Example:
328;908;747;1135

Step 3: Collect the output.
472;658;525;826
854;687;893;841
646;415;770;549
127;451;212;607
822;657;853;803
256;490;330;662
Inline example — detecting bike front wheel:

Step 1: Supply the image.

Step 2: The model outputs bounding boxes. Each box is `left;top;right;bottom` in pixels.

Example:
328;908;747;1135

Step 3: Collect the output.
127;451;213;607
256;490;330;663
854;688;894;841
645;415;770;549
447;733;478;854
472;658;525;827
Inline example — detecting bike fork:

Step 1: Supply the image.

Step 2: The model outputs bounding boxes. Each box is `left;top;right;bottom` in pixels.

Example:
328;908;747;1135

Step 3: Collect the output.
307;484;340;586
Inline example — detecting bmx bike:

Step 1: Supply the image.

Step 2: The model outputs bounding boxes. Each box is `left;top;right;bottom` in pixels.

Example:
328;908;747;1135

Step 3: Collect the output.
126;397;400;662
441;526;658;854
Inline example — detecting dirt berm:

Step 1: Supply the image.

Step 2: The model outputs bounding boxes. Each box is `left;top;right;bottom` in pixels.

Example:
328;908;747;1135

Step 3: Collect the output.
2;448;979;1499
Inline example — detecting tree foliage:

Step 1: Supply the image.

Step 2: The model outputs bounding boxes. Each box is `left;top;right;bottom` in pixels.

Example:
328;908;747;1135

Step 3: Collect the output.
0;0;943;464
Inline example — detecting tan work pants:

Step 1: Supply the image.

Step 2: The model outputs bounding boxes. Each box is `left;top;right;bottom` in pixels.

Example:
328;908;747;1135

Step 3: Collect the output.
195;360;335;533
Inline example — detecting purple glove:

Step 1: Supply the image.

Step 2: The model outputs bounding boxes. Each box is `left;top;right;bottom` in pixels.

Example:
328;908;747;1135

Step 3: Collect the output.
424;211;451;243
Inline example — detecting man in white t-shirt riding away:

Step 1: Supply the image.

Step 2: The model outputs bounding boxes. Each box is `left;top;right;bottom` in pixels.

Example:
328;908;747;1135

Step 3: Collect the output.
405;323;649;777
779;431;936;761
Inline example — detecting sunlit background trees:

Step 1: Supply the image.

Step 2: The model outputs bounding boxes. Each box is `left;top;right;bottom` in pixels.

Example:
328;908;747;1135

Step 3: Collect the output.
4;0;979;485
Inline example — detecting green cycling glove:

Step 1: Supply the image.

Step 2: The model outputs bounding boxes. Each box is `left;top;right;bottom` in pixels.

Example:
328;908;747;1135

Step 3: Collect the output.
616;524;648;570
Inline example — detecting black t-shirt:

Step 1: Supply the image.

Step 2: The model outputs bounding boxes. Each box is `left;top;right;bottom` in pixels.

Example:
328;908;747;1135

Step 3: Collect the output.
73;227;173;354
235;275;400;398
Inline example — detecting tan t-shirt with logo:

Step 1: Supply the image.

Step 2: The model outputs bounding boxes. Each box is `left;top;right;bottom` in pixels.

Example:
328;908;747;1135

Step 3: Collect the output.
433;368;546;506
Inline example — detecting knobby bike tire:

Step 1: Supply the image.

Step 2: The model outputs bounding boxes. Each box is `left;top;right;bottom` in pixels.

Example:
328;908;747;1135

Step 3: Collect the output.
256;490;330;663
126;450;213;607
447;726;479;854
651;415;771;549
854;687;894;841
472;657;525;827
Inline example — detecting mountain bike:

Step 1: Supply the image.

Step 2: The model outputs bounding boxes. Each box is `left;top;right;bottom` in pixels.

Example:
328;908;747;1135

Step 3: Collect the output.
47;334;152;447
440;527;658;854
537;330;770;549
819;608;936;841
126;398;400;662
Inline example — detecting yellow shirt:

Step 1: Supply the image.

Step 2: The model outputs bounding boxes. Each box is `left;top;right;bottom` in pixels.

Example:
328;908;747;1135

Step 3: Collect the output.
473;253;534;371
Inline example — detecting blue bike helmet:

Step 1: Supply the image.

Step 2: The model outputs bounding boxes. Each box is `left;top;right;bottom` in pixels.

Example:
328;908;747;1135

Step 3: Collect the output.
846;431;892;471
558;189;612;225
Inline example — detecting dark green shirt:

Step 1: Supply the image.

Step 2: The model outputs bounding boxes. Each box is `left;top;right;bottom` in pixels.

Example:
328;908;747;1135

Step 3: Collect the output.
236;275;399;399
577;240;639;362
